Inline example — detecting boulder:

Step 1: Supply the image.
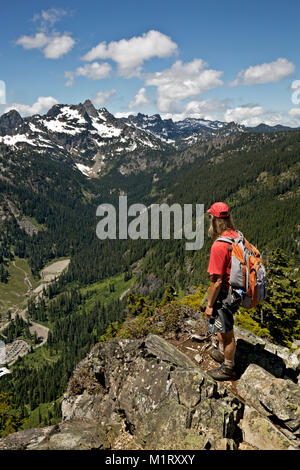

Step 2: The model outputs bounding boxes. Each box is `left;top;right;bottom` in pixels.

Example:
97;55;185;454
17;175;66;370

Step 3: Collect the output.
237;364;300;436
240;405;298;450
0;420;110;451
0;425;57;450
234;326;299;377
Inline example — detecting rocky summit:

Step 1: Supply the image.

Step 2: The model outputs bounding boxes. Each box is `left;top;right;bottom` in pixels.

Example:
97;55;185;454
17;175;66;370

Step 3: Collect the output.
0;100;171;178
0;308;299;451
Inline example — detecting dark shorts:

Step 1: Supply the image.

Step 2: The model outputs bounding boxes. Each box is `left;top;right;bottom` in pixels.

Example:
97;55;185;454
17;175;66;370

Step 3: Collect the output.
211;288;238;334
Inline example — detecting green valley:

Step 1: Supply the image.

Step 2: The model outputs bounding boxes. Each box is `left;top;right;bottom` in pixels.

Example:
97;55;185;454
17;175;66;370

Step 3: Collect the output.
0;124;299;436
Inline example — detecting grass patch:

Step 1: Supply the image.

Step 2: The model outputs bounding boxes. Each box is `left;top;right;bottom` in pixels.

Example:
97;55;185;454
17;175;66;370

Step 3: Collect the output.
81;272;135;308
22;398;62;430
0;258;38;320
10;344;60;371
25;216;47;231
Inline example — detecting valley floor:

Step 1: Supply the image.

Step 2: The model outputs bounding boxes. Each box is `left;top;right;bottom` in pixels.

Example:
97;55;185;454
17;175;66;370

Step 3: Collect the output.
0;258;70;364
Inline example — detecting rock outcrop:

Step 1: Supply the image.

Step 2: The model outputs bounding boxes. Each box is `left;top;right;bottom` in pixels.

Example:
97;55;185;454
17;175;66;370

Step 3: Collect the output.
237;364;300;449
0;335;242;450
0;321;299;450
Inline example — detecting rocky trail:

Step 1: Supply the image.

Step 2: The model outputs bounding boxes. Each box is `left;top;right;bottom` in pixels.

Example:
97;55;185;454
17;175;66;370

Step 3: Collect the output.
168;332;240;398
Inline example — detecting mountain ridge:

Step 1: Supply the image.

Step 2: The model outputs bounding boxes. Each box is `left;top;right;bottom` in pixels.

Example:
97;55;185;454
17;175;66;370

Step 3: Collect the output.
0;100;172;178
0;115;299;446
1;101;299;179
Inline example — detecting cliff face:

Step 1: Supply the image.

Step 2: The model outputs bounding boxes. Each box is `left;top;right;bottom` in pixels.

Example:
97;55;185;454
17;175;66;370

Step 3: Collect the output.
0;309;299;451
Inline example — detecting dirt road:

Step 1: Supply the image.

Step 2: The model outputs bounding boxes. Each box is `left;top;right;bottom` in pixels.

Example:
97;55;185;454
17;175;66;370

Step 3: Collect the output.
33;259;70;300
0;258;70;364
12;260;33;291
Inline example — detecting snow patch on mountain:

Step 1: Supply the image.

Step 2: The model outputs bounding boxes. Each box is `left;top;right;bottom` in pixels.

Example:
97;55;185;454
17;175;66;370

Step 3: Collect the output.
0;101;250;178
0;134;37;146
59;106;86;124
91;118;122;138
75;163;93;177
41;118;84;135
29;122;44;133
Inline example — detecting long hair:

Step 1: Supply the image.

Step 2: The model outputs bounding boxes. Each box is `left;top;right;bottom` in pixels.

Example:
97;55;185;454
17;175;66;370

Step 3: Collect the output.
208;214;236;240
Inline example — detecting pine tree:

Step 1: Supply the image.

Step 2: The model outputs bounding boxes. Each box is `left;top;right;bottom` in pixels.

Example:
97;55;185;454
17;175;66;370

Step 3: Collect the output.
0;393;24;438
236;249;300;347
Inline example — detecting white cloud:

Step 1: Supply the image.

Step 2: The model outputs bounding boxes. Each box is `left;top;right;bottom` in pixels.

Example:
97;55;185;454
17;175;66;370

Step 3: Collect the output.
260;113;285;127
223;105;289;127
230;58;295;86
145;59;223;113
65;62;111;86
183;99;228;121
16;32;75;59
129;88;150;109
224;105;265;126
16;8;74;59
33;8;68;27
4;96;58;116
82;30;178;77
288;108;300;118
124;94;299;128
288;108;300;126
92;89;116;107
160;99;228;122
44;34;75;59
0;81;6;105
115;111;132;118
16;32;49;49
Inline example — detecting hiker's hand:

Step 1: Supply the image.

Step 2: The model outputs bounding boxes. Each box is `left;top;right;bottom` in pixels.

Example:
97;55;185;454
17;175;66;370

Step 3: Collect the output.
205;306;214;318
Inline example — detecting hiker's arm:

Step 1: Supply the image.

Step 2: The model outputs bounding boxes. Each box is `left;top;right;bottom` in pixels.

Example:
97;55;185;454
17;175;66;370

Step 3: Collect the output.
205;274;223;318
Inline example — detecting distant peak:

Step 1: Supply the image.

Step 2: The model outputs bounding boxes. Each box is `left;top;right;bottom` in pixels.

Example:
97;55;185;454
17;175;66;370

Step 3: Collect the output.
83;99;93;106
0;109;23;129
4;109;21;117
81;99;98;118
45;103;63;118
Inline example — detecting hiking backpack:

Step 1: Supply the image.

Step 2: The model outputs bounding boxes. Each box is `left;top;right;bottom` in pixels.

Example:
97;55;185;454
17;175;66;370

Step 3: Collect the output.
216;231;268;309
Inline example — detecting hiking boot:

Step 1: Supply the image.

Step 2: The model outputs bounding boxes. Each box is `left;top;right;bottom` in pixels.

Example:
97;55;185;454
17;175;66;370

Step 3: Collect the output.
208;347;224;364
206;363;238;381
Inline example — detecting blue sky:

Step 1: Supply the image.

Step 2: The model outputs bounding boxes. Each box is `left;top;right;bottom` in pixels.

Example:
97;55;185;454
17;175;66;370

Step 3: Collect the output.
1;0;300;126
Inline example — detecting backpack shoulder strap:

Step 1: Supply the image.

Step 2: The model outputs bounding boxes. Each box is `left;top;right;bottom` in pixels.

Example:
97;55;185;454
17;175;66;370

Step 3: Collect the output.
216;236;234;244
217;231;244;243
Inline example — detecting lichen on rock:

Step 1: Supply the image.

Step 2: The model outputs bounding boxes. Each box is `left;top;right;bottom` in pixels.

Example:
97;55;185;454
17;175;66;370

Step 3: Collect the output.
1;327;299;451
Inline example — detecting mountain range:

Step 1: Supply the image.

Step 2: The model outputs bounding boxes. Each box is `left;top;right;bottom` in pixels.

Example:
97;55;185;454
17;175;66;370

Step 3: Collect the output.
1;99;299;178
0;98;299;444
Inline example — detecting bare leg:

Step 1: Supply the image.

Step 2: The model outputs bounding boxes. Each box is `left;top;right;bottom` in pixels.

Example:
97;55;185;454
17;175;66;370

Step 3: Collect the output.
207;330;237;380
219;330;235;362
216;332;224;353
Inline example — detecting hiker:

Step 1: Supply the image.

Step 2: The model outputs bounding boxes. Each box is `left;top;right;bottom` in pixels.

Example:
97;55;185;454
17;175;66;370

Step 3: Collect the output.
205;202;239;381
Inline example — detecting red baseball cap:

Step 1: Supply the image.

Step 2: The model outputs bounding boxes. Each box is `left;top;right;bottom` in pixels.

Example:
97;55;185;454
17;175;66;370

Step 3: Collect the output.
207;202;229;218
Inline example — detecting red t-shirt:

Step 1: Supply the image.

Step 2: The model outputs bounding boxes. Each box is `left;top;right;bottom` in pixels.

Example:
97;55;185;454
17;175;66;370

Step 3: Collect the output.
207;230;239;289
